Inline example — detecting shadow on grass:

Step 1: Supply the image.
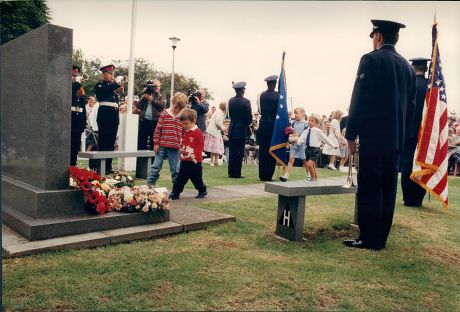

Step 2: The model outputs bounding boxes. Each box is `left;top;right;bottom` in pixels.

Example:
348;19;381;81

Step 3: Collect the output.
304;223;357;241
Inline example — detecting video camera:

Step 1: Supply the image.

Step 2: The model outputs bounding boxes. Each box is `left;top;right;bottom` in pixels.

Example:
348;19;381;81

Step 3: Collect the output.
144;83;158;96
188;89;201;103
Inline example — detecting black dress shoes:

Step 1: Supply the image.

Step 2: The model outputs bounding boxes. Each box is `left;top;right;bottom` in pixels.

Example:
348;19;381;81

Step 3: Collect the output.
169;193;179;200
343;239;383;250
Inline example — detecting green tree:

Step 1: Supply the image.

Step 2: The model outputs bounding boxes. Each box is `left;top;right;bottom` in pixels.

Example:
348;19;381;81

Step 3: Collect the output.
72;49;212;106
0;0;50;45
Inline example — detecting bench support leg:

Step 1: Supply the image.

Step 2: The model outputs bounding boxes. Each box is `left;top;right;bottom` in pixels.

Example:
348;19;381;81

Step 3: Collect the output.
99;159;106;177
136;157;150;179
275;195;306;241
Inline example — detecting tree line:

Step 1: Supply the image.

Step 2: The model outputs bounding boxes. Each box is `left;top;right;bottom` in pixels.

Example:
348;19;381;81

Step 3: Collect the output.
72;49;212;105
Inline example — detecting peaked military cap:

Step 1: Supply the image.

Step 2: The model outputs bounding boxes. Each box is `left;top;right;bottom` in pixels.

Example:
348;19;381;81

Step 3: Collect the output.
72;65;81;75
100;64;115;73
409;57;431;66
264;75;278;82
232;81;246;89
370;19;406;38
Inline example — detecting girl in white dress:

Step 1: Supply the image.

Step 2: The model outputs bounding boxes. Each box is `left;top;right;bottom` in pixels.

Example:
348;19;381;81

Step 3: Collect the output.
322;110;343;170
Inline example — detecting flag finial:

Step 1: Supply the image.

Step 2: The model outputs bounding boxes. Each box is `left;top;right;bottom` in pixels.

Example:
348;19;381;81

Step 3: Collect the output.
434;10;437;24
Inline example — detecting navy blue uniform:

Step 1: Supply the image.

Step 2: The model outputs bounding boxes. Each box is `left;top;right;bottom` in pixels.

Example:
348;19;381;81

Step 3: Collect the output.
70;82;86;166
228;95;252;178
257;90;278;181
401;74;427;206
346;44;416;248
94;80;121;172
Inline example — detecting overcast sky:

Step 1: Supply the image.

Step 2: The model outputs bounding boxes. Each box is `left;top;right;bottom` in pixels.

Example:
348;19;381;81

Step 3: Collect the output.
48;0;460;116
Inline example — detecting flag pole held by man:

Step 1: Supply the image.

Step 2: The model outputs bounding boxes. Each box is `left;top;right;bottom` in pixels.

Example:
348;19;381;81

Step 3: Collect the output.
410;18;449;209
269;52;289;172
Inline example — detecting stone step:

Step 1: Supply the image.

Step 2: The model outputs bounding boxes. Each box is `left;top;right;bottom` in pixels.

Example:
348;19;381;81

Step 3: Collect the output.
2;221;183;258
2;204;169;241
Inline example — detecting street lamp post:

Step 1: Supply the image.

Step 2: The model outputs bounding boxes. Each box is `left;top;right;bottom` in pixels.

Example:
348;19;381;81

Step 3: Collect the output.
169;37;180;103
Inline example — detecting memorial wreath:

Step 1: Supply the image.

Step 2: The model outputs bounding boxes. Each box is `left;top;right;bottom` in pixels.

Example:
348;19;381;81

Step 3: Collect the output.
69;166;170;215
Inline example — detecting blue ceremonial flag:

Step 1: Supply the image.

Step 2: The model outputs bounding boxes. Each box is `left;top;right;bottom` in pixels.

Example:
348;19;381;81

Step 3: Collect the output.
269;52;289;169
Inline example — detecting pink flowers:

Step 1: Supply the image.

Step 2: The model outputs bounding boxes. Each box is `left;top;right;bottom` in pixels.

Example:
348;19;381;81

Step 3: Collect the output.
285;126;295;136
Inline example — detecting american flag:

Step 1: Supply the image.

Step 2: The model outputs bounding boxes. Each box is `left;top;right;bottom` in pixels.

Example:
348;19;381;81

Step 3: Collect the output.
411;20;448;208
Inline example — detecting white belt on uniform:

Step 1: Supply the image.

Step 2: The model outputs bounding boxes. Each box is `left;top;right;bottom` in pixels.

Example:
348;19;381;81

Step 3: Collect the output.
71;106;83;113
99;101;118;109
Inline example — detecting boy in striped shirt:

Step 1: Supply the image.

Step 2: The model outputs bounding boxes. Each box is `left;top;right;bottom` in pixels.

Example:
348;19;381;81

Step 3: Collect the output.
147;92;188;187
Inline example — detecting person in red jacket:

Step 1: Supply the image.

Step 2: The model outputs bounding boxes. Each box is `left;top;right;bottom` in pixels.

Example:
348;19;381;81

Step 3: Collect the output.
169;108;207;200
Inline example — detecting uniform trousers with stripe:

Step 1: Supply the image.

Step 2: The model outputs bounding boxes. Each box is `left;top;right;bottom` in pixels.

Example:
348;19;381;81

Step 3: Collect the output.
357;150;399;248
97;121;118;171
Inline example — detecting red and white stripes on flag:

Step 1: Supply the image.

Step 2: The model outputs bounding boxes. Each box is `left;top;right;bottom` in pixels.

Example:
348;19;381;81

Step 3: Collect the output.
411;20;448;209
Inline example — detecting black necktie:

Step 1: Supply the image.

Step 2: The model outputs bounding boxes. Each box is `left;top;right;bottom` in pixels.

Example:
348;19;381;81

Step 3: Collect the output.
306;128;311;147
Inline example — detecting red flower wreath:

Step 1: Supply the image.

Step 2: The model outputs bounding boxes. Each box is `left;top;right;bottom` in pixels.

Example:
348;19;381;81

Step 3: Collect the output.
69;166;111;214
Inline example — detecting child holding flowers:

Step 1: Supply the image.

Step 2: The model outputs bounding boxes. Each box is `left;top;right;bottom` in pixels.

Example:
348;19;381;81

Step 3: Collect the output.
169;108;207;200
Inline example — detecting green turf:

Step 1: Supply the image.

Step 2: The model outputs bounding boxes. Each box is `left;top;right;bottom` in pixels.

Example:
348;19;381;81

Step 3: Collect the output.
76;159;345;189
3;164;459;311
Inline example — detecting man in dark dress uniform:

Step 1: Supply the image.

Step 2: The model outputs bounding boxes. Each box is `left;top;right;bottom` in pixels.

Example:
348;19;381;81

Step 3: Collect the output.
401;58;429;207
70;65;87;166
228;82;253;178
94;64;124;173
257;75;279;181
344;20;416;250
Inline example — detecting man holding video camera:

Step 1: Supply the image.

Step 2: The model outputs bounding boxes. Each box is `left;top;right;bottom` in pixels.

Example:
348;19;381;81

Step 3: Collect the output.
189;88;209;133
135;79;166;150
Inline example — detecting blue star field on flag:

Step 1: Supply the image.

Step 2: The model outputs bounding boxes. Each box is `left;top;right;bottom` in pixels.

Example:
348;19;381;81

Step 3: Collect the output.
269;52;289;168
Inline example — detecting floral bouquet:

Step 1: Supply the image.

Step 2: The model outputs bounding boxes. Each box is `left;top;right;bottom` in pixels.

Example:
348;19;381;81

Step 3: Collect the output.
108;185;170;213
285;126;299;144
104;173;135;188
69;166;111;214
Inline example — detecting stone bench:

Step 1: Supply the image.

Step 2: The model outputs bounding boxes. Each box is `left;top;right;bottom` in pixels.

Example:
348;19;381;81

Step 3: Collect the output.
265;178;357;241
78;150;156;179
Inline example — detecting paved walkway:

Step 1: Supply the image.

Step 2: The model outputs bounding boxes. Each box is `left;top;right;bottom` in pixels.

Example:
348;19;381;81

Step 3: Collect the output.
2;183;273;258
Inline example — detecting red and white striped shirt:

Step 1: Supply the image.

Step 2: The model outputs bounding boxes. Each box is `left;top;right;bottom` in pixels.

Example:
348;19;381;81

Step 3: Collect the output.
153;109;184;150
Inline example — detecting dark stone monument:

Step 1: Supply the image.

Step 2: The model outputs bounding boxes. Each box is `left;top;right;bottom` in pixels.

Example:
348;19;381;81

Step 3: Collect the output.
265;179;357;241
1;24;167;241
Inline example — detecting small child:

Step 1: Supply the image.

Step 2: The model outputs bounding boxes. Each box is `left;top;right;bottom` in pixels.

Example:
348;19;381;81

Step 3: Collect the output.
169;108;207;200
298;114;338;181
147;92;188;187
280;107;309;182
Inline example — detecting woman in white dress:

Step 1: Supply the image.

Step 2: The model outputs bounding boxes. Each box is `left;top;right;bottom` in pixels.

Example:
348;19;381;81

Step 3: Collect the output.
322;110;343;170
204;102;226;166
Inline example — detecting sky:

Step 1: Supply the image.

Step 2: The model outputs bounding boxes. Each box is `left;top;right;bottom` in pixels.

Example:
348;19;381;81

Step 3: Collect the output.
48;0;460;116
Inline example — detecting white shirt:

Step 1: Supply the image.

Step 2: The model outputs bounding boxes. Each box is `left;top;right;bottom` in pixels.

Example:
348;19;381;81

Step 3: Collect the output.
88;102;99;131
298;127;337;149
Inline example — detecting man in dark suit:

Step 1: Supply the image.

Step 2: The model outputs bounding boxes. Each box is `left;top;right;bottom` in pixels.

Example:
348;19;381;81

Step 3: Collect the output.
228;82;253;178
257;75;279;181
70;65;87;166
344;20;416;250
401;58;429;207
94;64;125;173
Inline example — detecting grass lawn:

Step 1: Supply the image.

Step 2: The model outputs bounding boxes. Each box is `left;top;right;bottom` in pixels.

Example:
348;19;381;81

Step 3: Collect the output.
3;164;459;311
76;159;345;188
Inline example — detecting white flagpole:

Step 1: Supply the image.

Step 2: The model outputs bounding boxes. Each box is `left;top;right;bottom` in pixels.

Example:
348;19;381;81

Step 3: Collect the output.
119;0;139;170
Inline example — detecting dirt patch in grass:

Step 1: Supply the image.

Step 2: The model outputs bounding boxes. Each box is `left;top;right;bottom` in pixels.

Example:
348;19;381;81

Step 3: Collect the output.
315;284;342;310
154;282;173;299
208;240;238;249
304;224;357;241
423;246;460;269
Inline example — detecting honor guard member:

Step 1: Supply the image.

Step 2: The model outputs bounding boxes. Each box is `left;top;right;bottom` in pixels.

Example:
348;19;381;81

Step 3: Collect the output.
70;65;87;166
344;20;416;250
94;64;124;173
228;82;253;178
257;75;279;181
401;57;430;207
